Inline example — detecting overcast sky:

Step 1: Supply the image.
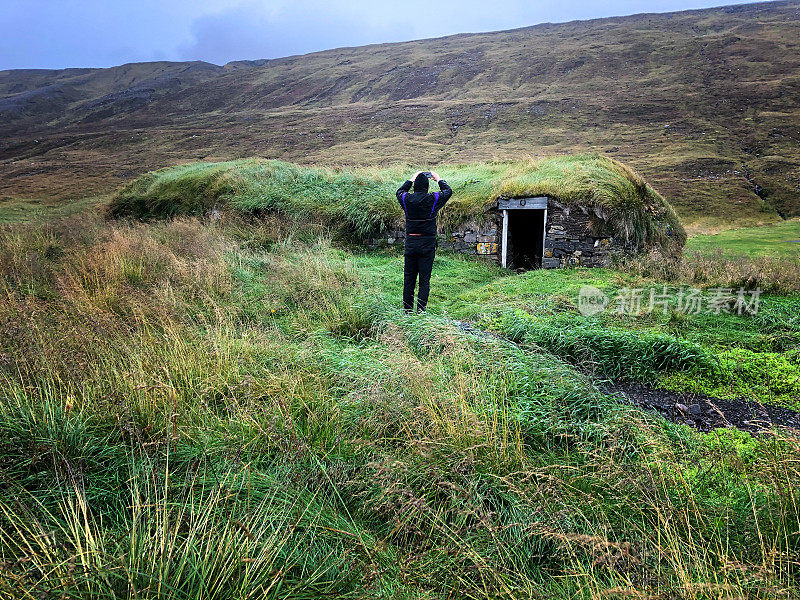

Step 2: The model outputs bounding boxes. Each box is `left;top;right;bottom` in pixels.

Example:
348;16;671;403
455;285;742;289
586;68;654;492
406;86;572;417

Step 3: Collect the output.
0;0;774;70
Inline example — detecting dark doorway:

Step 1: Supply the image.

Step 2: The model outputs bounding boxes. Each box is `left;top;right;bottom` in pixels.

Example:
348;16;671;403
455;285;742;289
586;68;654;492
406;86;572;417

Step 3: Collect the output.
507;209;545;269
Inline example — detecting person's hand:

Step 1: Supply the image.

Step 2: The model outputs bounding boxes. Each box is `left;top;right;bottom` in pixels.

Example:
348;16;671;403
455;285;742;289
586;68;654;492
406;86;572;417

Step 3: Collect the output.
430;171;441;182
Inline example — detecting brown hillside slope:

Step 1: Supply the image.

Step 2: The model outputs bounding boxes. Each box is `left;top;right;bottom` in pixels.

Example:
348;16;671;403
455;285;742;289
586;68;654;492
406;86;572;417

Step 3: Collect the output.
1;1;799;232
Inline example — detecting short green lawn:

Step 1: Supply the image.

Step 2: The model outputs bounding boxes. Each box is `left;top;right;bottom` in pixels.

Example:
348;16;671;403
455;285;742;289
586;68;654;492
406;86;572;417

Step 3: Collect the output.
427;257;800;409
686;218;800;257
350;248;800;410
350;247;506;308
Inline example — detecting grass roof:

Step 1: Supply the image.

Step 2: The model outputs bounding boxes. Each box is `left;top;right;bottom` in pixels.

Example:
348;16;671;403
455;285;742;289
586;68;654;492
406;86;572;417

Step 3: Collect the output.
109;154;685;252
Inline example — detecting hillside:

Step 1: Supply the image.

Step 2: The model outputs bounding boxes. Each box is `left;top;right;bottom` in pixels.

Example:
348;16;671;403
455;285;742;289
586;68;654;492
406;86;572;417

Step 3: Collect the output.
1;1;800;232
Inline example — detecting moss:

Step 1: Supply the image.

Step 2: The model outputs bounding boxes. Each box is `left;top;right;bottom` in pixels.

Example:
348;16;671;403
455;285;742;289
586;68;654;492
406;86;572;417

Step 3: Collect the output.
659;347;800;410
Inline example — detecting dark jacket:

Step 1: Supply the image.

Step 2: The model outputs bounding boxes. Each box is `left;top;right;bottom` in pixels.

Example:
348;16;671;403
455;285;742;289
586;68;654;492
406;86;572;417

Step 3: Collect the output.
396;178;453;236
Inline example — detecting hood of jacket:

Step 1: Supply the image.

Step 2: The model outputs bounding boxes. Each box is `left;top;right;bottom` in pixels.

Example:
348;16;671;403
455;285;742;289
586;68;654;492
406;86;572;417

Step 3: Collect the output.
413;173;429;194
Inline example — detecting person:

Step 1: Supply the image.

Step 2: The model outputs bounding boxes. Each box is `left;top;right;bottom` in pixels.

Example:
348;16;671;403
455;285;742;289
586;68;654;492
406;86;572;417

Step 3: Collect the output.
396;170;453;312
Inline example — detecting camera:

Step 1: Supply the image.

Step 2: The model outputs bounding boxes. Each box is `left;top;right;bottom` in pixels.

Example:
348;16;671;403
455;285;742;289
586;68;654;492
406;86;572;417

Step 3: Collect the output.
422;171;432;178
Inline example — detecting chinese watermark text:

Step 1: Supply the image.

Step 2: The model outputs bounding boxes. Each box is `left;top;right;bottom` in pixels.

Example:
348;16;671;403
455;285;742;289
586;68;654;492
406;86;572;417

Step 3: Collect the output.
577;285;761;316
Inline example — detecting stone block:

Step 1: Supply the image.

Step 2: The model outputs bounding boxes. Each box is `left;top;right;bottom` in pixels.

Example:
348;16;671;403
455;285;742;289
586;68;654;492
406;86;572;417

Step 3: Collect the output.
542;258;561;269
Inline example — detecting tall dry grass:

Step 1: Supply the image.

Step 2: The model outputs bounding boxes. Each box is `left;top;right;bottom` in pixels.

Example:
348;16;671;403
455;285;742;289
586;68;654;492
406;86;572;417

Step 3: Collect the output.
622;249;800;293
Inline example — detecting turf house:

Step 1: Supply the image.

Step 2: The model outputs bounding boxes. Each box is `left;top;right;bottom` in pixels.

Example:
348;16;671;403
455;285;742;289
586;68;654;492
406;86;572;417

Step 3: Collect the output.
109;153;686;269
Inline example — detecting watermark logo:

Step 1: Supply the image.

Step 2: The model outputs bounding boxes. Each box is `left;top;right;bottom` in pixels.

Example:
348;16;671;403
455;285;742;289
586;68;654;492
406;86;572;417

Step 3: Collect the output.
577;285;609;316
576;285;762;316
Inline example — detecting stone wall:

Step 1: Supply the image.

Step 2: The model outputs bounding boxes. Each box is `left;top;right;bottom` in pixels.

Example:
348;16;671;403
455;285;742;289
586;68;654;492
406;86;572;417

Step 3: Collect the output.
365;219;502;262
543;200;614;268
439;219;501;259
365;199;619;269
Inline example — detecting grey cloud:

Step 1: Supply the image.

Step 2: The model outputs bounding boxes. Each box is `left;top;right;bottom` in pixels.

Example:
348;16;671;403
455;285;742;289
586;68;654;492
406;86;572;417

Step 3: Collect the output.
178;1;413;64
1;0;775;70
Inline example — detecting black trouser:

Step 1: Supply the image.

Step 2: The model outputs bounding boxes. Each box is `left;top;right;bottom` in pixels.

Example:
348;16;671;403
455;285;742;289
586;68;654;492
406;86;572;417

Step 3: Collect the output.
403;235;437;312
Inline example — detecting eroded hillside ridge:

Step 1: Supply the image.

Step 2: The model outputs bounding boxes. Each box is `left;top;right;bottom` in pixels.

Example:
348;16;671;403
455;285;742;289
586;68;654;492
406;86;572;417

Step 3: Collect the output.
1;1;799;231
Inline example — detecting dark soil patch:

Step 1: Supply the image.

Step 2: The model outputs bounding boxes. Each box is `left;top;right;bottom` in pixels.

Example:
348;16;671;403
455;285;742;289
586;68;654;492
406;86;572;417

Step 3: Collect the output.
602;381;800;434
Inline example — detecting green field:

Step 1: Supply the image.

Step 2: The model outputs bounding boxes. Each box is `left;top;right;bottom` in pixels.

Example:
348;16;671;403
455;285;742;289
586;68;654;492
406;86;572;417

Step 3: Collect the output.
1;206;799;598
3;1;800;593
686;219;800;258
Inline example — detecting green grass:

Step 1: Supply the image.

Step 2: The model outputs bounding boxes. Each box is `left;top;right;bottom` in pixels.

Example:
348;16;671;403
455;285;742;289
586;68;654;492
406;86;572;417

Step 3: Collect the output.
686;218;800;258
1;213;798;598
0;195;103;224
109;154;686;251
438;265;800;409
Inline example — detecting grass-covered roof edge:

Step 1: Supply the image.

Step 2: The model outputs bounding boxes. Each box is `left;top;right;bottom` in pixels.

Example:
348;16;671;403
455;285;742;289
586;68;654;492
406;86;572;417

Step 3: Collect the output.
109;153;686;252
